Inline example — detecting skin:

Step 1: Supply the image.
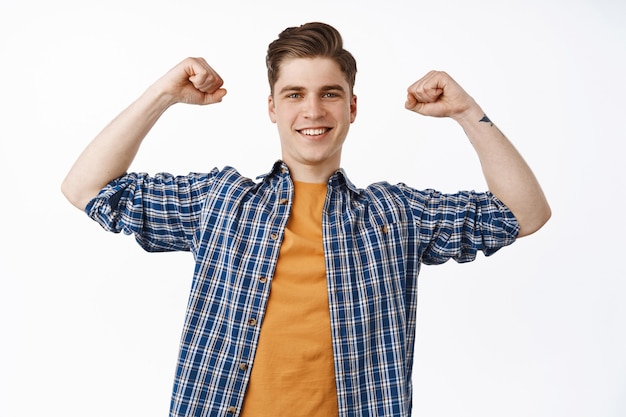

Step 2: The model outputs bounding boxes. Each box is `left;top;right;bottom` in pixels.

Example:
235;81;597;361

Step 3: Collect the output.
61;57;226;211
61;56;550;237
404;70;551;236
268;58;357;183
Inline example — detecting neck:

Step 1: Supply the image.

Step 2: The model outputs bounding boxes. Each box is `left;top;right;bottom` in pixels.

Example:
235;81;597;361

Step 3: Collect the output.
285;162;338;183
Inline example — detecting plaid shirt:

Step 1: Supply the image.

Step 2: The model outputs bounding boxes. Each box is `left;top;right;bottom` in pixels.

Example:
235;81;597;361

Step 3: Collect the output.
87;161;519;417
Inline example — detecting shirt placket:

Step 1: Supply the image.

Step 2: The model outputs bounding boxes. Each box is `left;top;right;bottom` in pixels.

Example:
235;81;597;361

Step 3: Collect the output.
322;180;355;417
226;172;294;416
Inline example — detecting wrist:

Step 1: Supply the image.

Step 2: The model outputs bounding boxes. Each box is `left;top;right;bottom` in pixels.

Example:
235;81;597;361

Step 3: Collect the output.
451;100;484;126
141;82;179;112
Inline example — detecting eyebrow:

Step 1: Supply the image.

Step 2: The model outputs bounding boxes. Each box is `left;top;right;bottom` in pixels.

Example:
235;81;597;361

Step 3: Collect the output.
278;84;347;94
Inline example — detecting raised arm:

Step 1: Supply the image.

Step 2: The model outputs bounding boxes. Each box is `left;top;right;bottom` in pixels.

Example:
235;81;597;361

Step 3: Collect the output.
405;70;550;237
61;57;227;211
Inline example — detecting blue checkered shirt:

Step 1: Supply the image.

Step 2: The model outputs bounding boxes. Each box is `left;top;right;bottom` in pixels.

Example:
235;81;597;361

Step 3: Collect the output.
86;161;519;417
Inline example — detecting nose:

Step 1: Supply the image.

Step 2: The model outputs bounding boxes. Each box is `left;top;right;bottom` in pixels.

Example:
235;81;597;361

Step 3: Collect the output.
303;96;325;119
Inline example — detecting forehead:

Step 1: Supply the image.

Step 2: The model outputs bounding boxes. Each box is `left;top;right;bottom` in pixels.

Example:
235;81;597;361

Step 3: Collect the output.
274;57;348;89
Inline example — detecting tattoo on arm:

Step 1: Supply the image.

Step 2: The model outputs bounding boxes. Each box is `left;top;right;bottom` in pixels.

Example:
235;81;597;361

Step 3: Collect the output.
479;114;494;126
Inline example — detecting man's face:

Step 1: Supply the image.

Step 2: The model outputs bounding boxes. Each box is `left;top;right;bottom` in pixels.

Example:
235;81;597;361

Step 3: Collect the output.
268;57;357;179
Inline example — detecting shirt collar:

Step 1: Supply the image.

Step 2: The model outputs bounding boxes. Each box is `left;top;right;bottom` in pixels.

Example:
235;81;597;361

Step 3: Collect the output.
256;160;361;195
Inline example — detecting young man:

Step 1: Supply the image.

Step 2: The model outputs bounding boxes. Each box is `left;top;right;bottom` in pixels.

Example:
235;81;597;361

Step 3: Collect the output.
62;22;550;417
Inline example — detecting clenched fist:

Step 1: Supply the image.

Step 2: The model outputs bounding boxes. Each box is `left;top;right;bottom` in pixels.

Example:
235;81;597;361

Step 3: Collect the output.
405;70;479;120
152;57;228;106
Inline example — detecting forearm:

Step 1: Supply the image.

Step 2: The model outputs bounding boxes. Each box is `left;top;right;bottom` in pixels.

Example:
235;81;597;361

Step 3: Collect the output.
454;105;551;237
61;57;227;211
61;86;174;210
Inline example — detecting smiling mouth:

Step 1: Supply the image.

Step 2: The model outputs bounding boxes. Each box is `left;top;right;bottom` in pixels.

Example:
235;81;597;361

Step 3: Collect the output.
299;128;330;136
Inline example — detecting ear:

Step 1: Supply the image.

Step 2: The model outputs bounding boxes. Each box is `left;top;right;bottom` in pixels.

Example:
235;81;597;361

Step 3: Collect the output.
350;94;357;123
268;95;277;123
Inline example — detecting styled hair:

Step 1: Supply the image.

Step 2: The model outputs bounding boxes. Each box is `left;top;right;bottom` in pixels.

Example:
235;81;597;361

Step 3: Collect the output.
266;22;357;95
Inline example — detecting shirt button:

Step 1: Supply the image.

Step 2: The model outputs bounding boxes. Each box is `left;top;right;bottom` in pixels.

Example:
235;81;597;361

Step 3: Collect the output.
248;318;257;326
239;363;249;371
279;198;288;205
227;406;237;414
270;233;278;240
259;276;267;284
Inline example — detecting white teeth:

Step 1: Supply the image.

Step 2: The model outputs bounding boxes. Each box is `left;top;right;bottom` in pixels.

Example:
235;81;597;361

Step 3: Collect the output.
301;128;327;136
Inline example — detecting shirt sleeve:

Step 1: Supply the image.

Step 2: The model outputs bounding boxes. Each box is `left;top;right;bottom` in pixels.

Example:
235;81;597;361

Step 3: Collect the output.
85;170;217;253
400;186;520;264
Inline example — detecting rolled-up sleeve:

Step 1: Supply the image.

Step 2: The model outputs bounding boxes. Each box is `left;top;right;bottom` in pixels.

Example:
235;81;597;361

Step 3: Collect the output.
402;187;519;264
85;171;216;253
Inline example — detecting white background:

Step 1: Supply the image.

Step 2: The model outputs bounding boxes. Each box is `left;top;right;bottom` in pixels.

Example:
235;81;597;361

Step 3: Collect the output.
1;0;625;416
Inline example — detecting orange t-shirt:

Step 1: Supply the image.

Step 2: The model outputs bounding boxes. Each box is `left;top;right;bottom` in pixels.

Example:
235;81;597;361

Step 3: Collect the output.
240;181;338;417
